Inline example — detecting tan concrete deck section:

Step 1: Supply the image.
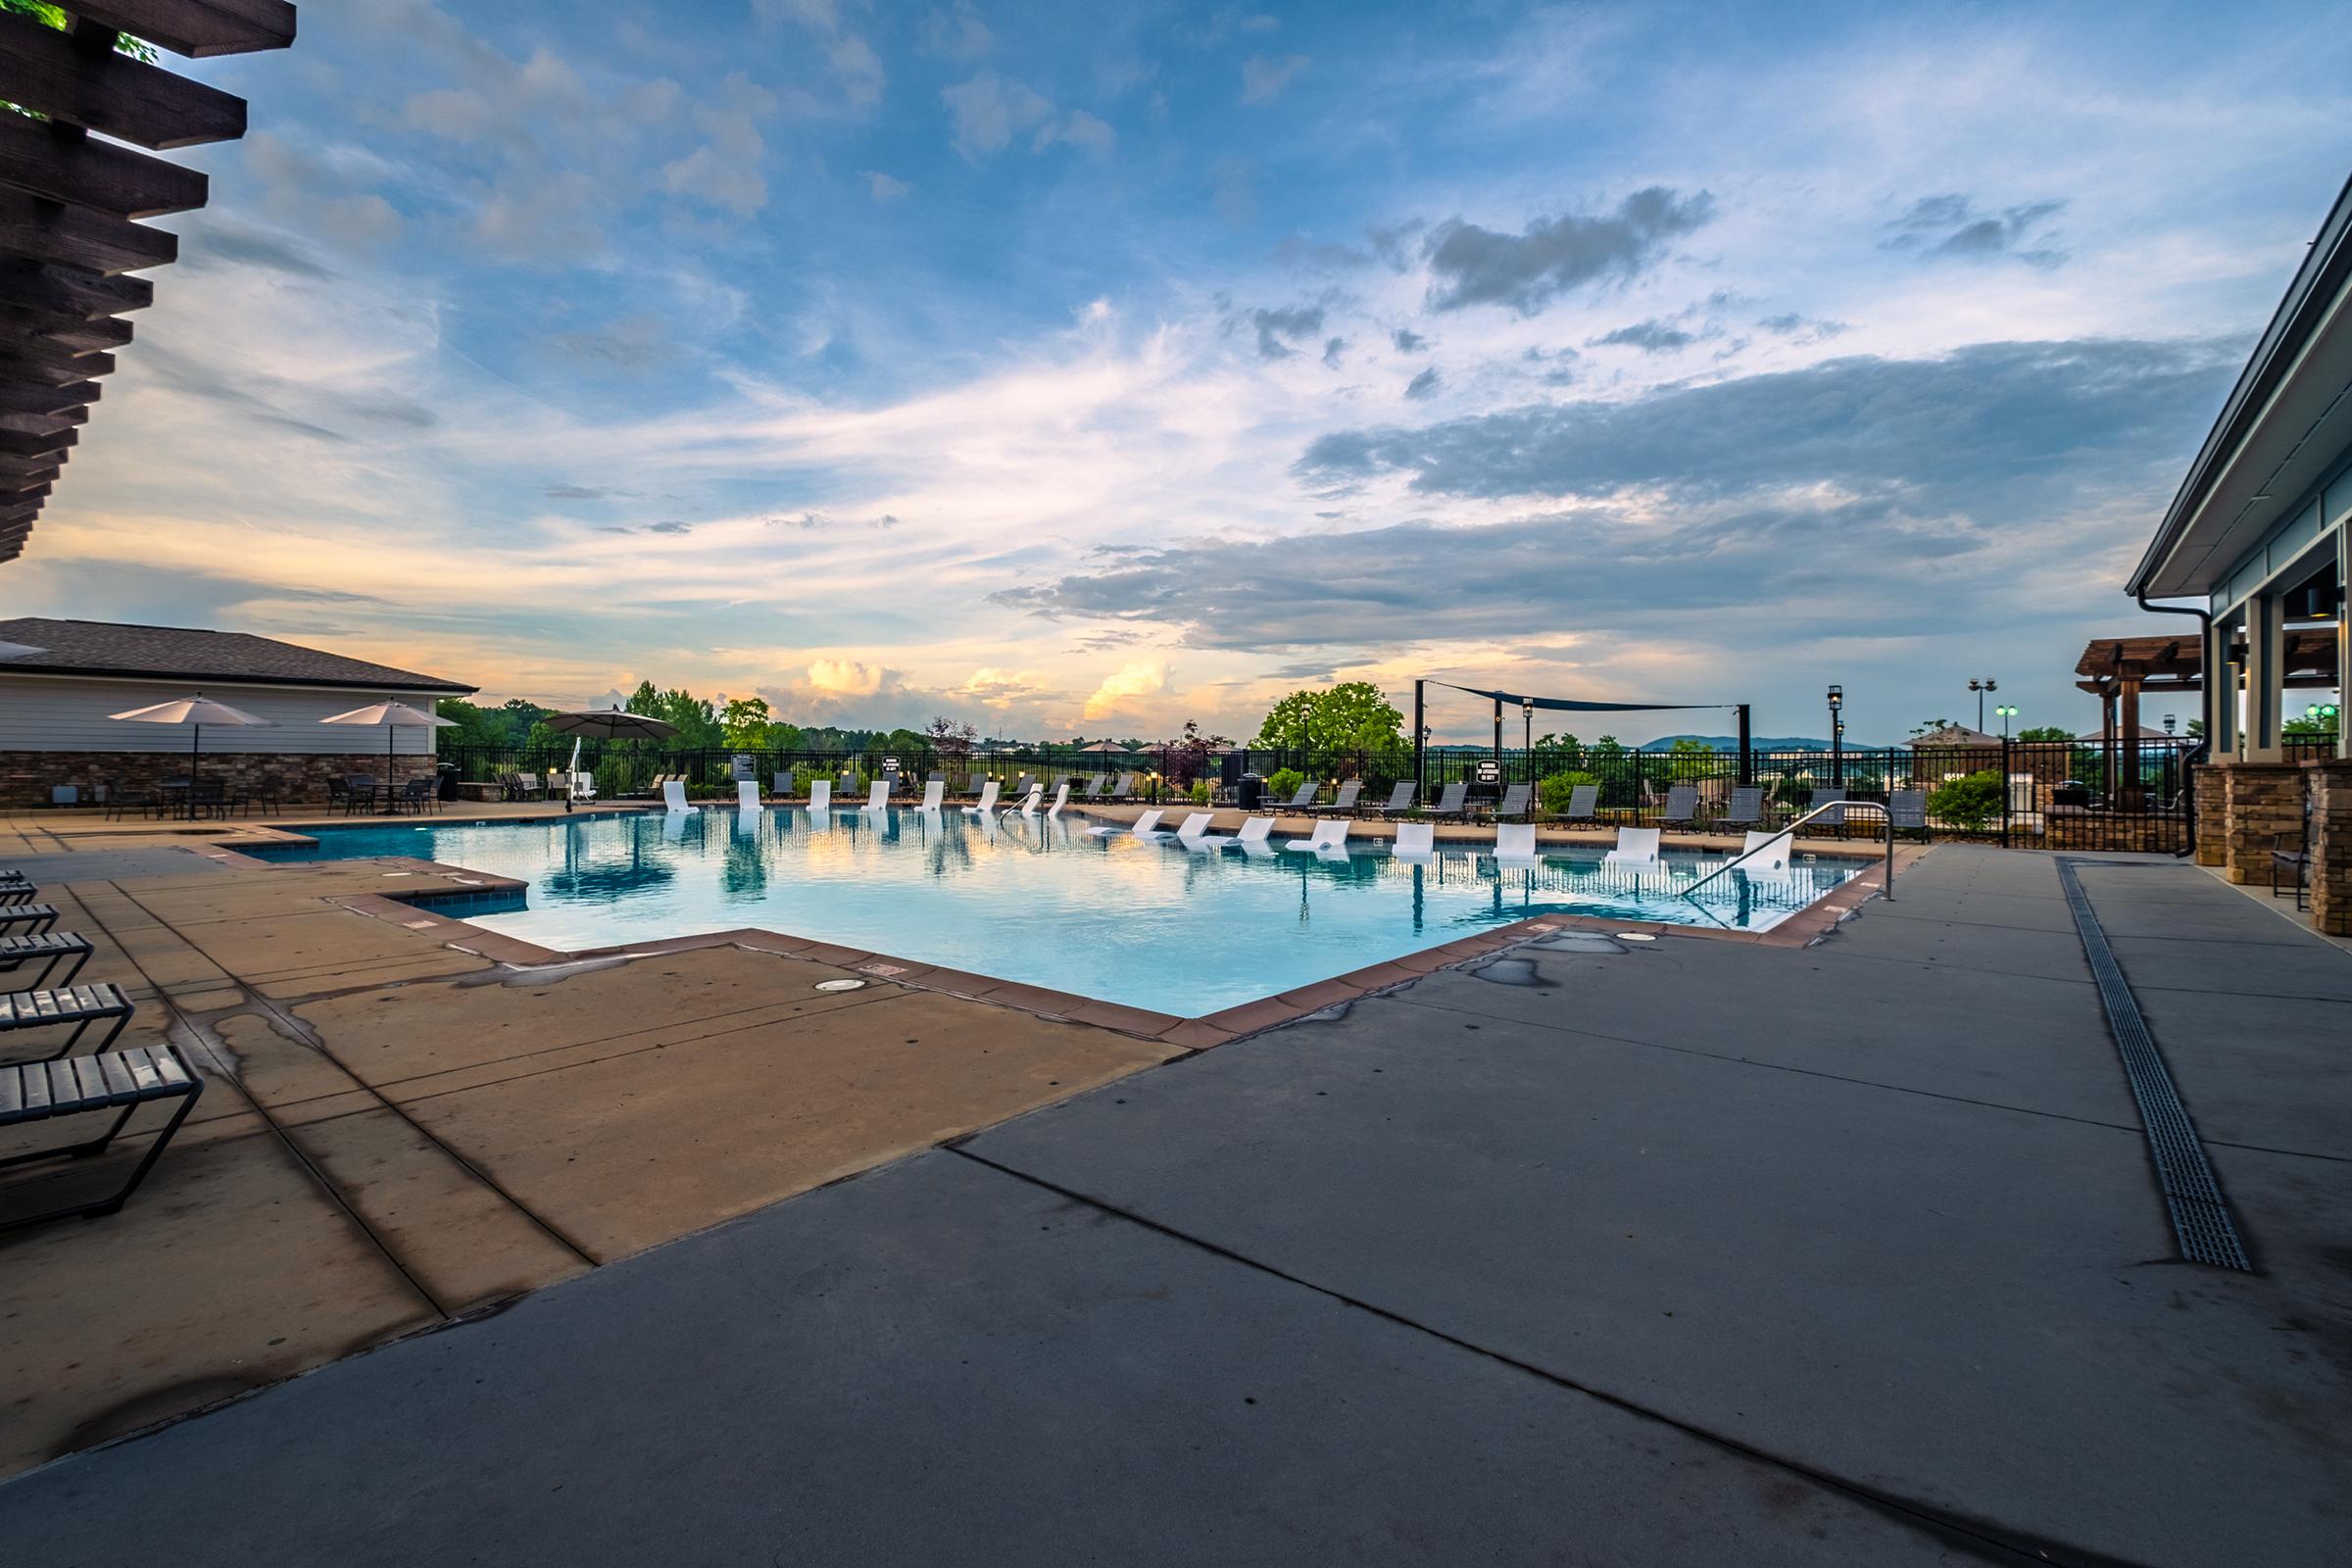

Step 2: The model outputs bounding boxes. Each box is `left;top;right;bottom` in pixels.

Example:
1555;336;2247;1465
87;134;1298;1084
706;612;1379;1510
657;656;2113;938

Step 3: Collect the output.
0;813;1176;1479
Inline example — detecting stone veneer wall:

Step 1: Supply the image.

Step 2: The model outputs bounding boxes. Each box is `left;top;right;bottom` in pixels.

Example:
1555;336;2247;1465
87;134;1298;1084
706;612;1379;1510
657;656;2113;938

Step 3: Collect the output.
2192;764;2229;866
0;751;437;810
2308;761;2352;937
2219;762;2308;886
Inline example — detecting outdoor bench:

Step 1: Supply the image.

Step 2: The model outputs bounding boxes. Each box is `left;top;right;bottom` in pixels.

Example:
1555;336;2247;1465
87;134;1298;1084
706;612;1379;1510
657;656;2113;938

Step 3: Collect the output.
0;904;60;934
0;982;135;1061
0;932;93;994
0;1044;202;1233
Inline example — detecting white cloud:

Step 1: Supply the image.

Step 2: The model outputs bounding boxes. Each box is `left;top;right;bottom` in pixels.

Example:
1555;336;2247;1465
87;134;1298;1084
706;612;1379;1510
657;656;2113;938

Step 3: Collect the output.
1083;661;1169;720
941;72;1054;161
862;170;911;202
1240;54;1310;105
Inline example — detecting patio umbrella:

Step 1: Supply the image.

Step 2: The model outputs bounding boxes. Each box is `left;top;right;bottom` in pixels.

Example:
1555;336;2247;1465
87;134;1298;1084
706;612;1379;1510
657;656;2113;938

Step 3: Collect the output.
541;709;681;810
320;699;458;798
110;694;274;791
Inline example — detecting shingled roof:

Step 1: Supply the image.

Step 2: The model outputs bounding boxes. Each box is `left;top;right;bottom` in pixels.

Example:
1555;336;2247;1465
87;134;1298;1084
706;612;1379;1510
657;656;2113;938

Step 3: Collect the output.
0;617;473;694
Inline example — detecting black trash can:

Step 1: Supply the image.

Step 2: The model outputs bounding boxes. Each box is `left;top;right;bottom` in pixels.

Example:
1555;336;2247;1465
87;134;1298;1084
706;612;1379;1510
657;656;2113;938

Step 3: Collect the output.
1237;772;1264;810
437;761;460;801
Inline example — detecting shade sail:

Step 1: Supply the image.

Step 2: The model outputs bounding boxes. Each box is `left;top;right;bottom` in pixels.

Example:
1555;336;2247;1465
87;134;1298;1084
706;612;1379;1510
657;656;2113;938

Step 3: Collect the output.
1424;681;1729;713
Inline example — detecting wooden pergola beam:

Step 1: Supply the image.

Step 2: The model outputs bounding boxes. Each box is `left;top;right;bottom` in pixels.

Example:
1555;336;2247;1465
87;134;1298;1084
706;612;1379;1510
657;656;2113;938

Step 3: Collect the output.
0;183;176;274
0;340;113;384
0;377;101;414
0;14;246;150
0;259;150;317
0;425;73;459
62;1;296;60
0;114;207;218
0;404;85;436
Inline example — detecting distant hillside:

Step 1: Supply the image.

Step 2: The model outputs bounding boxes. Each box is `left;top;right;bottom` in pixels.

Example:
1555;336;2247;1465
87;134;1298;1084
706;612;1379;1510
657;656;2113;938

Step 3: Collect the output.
1638;734;1836;752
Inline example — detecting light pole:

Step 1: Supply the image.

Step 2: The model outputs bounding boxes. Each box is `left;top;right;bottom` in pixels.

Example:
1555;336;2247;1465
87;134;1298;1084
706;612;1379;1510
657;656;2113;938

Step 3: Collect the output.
1995;703;2017;738
2163;713;2177;736
1827;685;1843;786
1968;677;1997;733
1521;697;1534;785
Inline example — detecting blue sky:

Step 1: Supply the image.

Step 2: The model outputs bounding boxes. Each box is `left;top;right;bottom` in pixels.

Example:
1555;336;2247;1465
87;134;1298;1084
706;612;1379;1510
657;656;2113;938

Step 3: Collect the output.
13;0;2351;742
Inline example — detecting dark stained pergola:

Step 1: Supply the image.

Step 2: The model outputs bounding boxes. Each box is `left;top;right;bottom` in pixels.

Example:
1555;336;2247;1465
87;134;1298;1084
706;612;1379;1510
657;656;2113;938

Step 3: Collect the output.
0;1;295;565
2074;629;2339;801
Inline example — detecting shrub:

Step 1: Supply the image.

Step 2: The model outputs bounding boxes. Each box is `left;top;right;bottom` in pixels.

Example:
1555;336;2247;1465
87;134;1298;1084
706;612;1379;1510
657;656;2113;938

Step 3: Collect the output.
1926;768;2004;830
1190;779;1211;805
1538;769;1600;815
1266;766;1306;801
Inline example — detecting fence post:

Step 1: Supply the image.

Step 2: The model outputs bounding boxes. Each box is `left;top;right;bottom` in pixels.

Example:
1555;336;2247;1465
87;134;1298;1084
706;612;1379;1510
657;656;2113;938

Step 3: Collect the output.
2000;737;2011;848
1736;704;1752;789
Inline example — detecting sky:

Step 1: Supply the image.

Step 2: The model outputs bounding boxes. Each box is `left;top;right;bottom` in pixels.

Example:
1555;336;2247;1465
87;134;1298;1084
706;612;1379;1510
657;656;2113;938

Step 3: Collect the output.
10;0;2351;745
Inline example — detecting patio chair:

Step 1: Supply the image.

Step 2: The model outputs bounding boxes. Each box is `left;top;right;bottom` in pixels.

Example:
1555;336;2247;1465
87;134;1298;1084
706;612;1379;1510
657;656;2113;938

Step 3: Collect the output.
918;779;946;811
1169;812;1215;843
808;780;833;813
1426;781;1469;819
395;777;435;815
1283;819;1351;854
736;779;760;810
1721;788;1764;829
966;771;989;798
0;981;134;1061
960;781;1000;815
1392;821;1437;860
1310;780;1363;816
1737;830;1793;873
1210;816;1277;853
1011;785;1046;816
1803;789;1847;834
1075;774;1104;800
861;780;890;811
1887;790;1930;841
1108;771;1137;801
662;779;691;812
1658;786;1698;828
1488;783;1532;821
1;1040;204;1234
1372;782;1417;818
773;770;796;799
0;932;92;993
1275;780;1320;812
1493;823;1539;862
1604;826;1662;867
2271;832;2310;908
344;776;379;814
1559;783;1599;824
1045;782;1070;816
1088;808;1163;838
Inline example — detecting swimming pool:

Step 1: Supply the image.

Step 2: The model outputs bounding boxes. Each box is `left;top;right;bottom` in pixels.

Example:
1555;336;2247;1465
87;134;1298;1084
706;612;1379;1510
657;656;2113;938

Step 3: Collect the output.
246;809;1862;1015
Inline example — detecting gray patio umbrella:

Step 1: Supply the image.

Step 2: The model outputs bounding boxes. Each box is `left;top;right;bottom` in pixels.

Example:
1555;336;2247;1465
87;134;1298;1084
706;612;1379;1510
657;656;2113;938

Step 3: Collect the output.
541;710;681;810
320;699;458;797
110;694;274;792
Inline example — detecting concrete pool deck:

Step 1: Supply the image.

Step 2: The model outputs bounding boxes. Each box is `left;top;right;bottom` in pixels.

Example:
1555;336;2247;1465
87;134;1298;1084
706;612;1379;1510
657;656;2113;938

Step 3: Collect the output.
1;826;2346;1563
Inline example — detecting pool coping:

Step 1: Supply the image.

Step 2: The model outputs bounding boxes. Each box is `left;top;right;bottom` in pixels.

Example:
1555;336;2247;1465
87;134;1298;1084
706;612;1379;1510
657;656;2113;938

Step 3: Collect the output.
219;818;1927;1053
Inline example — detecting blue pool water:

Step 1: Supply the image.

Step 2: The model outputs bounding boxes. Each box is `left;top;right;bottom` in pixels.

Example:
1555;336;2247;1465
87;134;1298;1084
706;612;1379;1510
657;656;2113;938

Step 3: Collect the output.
246;809;1860;1015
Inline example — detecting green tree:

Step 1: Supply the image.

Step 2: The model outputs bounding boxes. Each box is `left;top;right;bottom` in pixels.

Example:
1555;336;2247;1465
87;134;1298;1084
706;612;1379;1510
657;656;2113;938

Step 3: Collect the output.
719;696;773;750
1926;768;2005;830
1251;681;1404;753
2016;725;2073;743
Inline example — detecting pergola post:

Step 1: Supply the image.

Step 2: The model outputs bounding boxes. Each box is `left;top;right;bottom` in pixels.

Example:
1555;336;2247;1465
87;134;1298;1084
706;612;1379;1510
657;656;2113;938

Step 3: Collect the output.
2244;592;2285;761
1411;679;1424;798
1736;704;1751;788
2100;687;2118;799
2119;677;2144;808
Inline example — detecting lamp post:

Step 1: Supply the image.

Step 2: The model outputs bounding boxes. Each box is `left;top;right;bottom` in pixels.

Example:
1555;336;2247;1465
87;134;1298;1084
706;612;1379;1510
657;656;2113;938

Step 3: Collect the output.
1968;677;1997;733
2163;712;2177;736
1995;703;2017;738
1521;697;1534;785
1827;685;1843;786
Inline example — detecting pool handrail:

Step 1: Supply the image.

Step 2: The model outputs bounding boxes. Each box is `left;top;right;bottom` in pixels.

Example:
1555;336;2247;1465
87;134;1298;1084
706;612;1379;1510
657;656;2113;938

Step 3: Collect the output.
1680;800;1894;905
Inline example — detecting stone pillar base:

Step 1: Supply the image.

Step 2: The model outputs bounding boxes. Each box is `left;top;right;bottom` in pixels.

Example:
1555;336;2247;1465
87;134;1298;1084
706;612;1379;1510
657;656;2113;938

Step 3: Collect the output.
2218;761;2307;886
2192;764;2228;866
2309;762;2352;937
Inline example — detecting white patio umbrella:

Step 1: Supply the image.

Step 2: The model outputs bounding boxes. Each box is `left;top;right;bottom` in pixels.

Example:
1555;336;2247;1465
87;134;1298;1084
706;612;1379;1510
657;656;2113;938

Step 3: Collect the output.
541;709;681;810
319;699;458;797
110;694;274;792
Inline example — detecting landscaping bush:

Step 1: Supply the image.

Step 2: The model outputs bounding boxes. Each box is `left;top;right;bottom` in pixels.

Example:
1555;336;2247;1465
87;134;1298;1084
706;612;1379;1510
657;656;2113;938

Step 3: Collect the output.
1266;766;1306;801
1538;769;1600;815
1190;778;1212;805
1926;768;2004;830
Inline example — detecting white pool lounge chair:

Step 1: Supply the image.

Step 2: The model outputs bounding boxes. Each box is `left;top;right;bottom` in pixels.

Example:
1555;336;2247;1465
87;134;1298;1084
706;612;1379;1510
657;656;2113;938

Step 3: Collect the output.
960;781;1000;815
1170;811;1214;841
736;779;760;810
1391;821;1436;860
1604;826;1661;866
1493;823;1539;862
1283;819;1351;853
919;779;946;811
808;779;832;813
662;779;690;813
1045;782;1069;816
1013;785;1045;816
1738;830;1794;872
1088;808;1162;838
861;780;889;811
661;810;689;843
1196;814;1272;851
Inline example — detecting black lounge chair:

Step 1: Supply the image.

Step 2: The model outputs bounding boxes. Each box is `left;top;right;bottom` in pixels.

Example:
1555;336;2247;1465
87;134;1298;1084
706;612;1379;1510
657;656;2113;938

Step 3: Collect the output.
2271;831;2309;908
1802;789;1847;834
1373;782;1418;818
1721;787;1763;829
0;932;93;993
1426;781;1469;819
0;1043;202;1234
1487;782;1533;820
0;981;134;1061
1276;780;1319;812
1557;783;1599;824
1310;780;1363;816
1108;771;1137;801
1658;785;1699;828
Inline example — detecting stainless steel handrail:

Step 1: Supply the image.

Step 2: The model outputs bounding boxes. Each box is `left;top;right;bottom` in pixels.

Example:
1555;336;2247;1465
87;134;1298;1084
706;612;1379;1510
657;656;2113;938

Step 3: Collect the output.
1679;800;1896;904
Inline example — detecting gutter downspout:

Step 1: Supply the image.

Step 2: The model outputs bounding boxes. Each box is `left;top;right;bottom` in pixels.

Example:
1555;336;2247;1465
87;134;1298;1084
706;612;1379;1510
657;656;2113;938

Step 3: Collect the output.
2135;590;2213;858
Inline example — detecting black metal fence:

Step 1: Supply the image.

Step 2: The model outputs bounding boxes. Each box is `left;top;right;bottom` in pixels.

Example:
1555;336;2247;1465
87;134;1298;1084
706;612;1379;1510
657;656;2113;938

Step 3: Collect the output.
443;736;2208;853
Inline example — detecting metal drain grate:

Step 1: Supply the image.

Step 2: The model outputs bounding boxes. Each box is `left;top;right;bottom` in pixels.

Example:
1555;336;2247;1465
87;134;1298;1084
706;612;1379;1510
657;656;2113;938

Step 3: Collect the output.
2057;860;2251;1271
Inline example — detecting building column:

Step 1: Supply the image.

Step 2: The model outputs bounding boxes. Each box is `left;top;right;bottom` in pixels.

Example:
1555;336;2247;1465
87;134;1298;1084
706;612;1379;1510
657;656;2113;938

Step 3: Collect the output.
2191;762;2228;865
2310;760;2352;935
2244;591;2285;761
2208;613;2238;755
2221;761;2305;885
2337;521;2349;760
